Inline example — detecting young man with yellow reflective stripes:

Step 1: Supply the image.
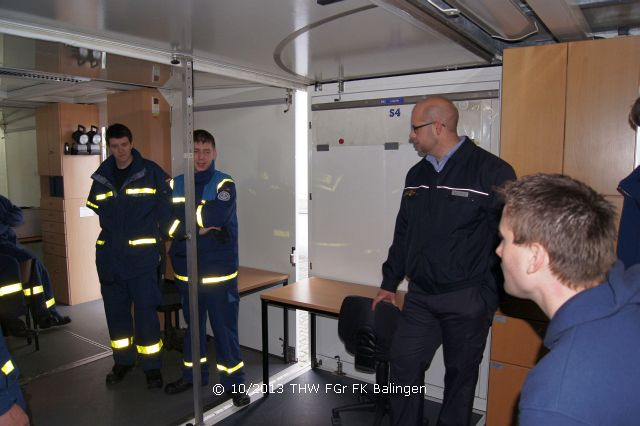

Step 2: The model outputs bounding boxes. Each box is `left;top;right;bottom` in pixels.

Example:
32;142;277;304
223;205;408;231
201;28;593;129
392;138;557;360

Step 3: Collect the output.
87;123;172;390
0;330;28;425
164;129;249;407
0;195;71;330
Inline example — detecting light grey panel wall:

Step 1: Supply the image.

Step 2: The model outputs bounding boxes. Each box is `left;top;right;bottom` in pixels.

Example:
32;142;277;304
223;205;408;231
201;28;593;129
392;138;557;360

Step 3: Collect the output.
194;105;295;355
5;127;39;206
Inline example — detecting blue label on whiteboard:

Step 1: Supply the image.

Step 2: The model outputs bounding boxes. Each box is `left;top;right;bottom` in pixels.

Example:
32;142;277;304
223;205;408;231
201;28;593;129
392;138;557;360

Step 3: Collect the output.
381;97;404;105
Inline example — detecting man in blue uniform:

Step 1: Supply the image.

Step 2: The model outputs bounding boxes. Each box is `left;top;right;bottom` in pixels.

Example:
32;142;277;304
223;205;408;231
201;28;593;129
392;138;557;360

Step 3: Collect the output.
497;174;640;425
86;123;171;389
373;97;516;425
164;129;249;407
0;330;28;426
0;195;71;330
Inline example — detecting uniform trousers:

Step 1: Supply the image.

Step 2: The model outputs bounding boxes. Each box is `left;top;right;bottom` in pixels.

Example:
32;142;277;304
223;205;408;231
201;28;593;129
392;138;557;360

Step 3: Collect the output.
100;270;162;371
389;283;493;426
177;278;245;391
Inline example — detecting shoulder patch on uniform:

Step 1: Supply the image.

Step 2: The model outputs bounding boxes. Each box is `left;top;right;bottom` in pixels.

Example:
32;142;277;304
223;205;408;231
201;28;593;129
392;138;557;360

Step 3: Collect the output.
217;191;231;201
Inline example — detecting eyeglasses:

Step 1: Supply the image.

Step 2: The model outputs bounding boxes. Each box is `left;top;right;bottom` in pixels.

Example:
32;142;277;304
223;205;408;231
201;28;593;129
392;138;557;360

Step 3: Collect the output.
411;121;445;132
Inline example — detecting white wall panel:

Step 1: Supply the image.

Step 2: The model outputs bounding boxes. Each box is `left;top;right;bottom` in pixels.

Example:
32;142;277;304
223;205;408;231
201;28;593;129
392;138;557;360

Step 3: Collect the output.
194;104;295;355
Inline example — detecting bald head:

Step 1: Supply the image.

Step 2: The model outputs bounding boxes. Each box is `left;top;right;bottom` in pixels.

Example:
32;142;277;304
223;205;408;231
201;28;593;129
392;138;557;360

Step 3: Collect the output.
415;96;459;133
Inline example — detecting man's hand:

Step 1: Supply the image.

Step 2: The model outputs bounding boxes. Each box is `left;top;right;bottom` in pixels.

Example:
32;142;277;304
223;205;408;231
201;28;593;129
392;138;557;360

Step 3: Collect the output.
0;404;29;426
198;226;221;236
372;289;397;310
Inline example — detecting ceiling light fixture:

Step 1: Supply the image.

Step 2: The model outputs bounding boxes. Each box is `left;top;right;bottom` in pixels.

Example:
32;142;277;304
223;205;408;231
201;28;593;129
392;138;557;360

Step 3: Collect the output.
444;0;538;41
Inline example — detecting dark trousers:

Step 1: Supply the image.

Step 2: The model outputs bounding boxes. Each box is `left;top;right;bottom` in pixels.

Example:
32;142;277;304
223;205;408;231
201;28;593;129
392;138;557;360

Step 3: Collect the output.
389;284;493;426
178;278;245;392
101;271;162;371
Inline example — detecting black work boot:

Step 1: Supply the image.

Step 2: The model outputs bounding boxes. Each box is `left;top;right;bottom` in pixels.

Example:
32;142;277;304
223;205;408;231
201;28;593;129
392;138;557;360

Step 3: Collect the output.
164;378;193;395
106;364;133;385
145;369;163;390
226;390;250;407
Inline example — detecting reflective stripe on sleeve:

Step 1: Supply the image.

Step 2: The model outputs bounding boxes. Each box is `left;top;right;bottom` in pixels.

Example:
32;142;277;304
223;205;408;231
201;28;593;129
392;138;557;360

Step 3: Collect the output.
168;219;180;237
95;191;113;201
196;205;204;227
216;178;235;191
86;201;99;209
1;360;15;375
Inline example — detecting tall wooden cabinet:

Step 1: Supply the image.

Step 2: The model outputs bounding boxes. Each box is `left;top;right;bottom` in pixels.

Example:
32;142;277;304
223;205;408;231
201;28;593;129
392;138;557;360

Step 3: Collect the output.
35;103;102;305
107;88;171;174
490;35;640;425
487;299;548;426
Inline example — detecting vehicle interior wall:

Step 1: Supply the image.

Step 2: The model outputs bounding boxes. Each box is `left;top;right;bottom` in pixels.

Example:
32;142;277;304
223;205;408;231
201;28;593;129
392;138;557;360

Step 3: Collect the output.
192;86;297;356
308;67;502;410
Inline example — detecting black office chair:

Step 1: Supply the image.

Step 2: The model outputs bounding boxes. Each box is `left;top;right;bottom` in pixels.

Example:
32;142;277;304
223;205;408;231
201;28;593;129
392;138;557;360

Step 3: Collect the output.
331;296;400;426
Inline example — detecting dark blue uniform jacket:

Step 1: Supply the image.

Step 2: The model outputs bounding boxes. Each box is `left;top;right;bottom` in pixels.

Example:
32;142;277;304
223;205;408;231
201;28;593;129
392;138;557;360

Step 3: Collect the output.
381;138;516;309
87;149;171;282
169;162;238;281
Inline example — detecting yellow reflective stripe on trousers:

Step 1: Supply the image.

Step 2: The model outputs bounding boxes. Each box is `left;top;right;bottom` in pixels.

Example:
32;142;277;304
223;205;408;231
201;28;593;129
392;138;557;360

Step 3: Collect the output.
169;179;174;190
46;298;55;308
168;219;180;237
216;178;234;191
126;188;156;195
1;360;14;375
111;337;133;349
23;285;44;296
175;271;238;285
196;205;204;227
86;201;99;209
96;191;113;201
217;361;244;374
172;197;186;203
137;340;163;355
184;357;207;367
0;283;22;297
128;238;157;246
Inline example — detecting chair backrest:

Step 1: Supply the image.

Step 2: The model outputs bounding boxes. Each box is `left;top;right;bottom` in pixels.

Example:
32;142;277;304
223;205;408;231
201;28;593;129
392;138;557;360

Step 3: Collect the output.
337;296;401;373
373;301;400;362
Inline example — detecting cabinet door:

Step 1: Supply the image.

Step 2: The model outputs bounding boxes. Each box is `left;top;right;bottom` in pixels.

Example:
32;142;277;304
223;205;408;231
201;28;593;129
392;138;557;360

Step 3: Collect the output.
564;37;640;195
487;362;530;426
500;44;568;177
491;314;547;368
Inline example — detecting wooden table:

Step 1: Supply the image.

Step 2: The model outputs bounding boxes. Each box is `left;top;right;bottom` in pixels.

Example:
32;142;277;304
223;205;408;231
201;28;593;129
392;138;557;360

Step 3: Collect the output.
260;276;405;391
238;266;289;296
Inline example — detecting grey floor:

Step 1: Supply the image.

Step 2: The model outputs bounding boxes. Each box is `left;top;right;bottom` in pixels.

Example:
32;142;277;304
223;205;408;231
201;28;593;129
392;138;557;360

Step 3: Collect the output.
5;300;474;426
5;300;289;426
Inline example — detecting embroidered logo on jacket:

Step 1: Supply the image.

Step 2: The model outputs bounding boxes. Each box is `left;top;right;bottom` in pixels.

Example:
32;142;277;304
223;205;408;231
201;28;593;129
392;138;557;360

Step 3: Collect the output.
217;191;231;201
